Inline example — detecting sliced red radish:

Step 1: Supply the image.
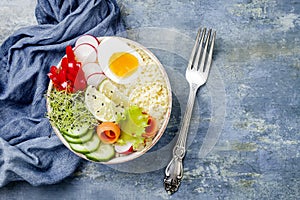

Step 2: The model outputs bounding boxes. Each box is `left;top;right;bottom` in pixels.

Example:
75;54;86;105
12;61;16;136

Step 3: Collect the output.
75;35;99;49
114;142;133;154
82;62;102;79
87;73;106;87
74;43;97;65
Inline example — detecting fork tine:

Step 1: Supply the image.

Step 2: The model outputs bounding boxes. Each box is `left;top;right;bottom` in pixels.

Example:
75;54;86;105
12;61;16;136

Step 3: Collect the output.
204;31;216;77
193;28;206;70
187;28;201;70
199;29;212;72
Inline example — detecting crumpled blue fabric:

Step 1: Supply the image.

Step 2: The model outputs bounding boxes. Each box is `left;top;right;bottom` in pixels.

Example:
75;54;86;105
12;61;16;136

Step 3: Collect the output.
0;0;125;187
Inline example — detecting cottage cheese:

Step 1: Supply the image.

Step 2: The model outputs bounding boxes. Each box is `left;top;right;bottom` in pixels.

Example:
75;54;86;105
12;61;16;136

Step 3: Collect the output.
115;46;171;128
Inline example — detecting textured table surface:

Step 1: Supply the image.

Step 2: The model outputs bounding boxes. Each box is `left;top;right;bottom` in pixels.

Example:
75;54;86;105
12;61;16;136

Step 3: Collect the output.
0;0;299;199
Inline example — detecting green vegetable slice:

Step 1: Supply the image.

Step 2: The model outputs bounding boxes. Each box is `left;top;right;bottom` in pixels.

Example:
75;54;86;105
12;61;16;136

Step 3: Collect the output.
85;85;125;122
98;79;128;107
85;143;115;162
117;132;145;151
62;124;89;138
47;89;98;133
63;129;94;144
118;105;148;137
69;133;100;154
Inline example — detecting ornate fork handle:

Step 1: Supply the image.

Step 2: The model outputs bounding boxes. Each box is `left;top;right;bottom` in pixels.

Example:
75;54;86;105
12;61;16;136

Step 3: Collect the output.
164;28;216;195
164;84;198;194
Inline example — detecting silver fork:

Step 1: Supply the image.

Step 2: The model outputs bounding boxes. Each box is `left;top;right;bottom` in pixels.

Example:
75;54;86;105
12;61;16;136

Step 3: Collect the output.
164;28;216;194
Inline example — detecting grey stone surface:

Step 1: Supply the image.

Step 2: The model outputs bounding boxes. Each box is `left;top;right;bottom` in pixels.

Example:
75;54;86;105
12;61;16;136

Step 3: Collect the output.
0;0;299;199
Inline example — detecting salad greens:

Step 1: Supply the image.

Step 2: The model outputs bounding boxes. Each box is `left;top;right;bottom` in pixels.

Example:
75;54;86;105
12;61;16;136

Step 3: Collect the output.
117;105;149;151
116;131;145;151
118;105;148;137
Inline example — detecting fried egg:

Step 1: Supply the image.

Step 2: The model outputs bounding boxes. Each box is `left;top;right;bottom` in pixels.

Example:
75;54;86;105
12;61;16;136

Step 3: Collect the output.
97;37;143;84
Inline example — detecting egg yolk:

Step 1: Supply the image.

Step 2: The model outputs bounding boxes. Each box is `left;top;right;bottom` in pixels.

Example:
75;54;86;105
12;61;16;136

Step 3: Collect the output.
109;52;139;78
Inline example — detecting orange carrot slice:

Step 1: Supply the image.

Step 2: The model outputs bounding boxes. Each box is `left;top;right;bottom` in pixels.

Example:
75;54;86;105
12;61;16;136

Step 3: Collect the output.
97;122;120;144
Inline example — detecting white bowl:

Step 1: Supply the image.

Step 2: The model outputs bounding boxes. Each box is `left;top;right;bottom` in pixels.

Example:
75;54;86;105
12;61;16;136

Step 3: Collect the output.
46;36;172;164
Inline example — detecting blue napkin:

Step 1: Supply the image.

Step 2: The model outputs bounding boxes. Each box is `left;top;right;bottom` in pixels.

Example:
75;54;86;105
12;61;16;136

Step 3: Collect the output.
0;0;125;187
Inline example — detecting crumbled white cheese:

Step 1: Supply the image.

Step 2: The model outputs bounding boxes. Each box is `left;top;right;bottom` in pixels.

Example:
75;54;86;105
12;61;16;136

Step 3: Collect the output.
129;82;169;127
115;48;171;128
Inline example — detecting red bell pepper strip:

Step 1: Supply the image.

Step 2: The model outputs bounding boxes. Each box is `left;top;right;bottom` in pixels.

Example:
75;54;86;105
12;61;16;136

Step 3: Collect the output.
48;45;86;93
66;45;76;62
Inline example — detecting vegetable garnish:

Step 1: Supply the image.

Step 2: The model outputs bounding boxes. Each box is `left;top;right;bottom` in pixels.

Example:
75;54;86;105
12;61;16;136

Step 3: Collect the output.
47;45;86;93
47;89;98;133
97;122;121;144
143;116;158;138
118;105;149;137
116;131;145;151
85;85;125;122
66;45;76;62
114;142;133;154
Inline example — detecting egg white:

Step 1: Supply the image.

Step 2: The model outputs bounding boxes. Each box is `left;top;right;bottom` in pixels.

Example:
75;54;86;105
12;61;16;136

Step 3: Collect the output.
97;37;143;84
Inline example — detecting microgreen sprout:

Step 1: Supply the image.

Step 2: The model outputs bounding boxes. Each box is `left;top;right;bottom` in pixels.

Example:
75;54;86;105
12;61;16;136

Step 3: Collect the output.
47;89;98;133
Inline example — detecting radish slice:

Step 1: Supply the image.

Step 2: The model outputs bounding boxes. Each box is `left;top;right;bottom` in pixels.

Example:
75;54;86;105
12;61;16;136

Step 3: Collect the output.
82;62;102;79
87;73;106;87
75;35;99;49
114;142;133;154
74;43;97;64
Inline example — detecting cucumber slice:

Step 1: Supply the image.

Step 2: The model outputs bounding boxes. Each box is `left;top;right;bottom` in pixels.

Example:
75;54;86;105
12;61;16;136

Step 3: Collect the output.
85;143;115;162
63;129;94;144
99;79;128;107
62;124;89;138
69;133;100;154
85;85;125;122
